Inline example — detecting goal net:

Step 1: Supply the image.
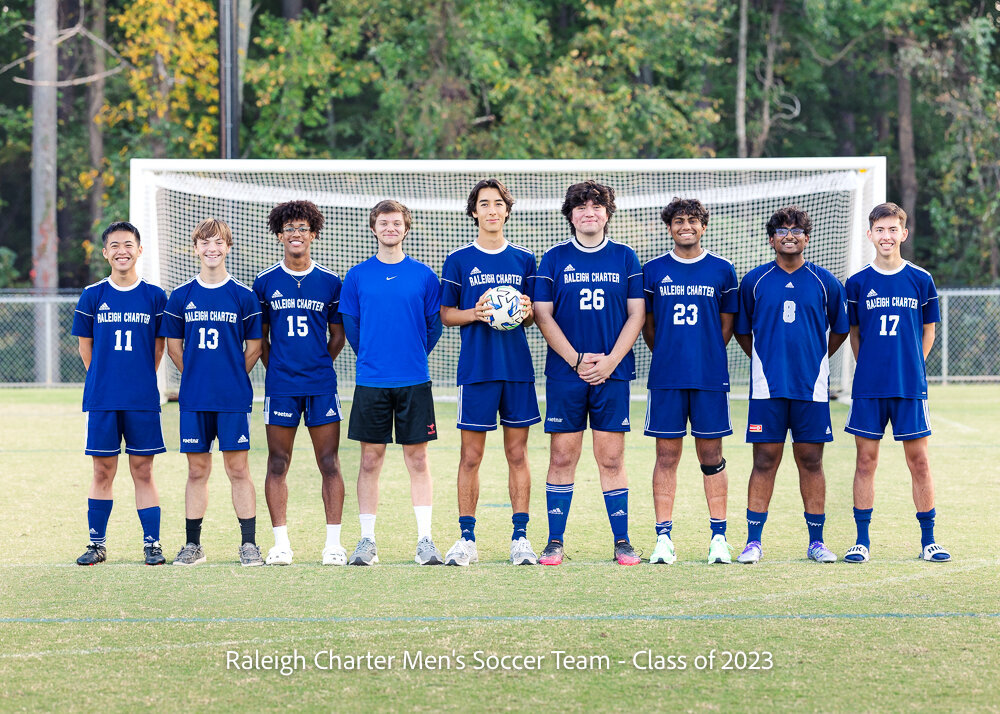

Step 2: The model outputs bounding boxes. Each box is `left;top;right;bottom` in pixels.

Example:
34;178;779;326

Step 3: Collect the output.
129;158;884;400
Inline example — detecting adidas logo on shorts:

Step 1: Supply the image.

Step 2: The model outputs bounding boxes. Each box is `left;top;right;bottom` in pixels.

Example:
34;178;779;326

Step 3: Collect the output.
326;408;336;417
470;267;481;274
826;426;832;434
237;435;248;443
98;302;110;311
867;289;878;297
186;302;197;310
621;418;629;426
271;290;283;299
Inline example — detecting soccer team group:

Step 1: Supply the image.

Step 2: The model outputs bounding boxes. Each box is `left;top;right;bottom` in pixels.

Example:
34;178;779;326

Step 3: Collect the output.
71;178;951;569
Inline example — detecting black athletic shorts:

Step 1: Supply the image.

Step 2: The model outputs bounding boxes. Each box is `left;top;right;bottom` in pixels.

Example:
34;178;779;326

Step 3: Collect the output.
348;382;438;444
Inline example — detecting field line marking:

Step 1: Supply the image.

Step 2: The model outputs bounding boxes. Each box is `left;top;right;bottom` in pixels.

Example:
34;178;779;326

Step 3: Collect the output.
932;415;977;432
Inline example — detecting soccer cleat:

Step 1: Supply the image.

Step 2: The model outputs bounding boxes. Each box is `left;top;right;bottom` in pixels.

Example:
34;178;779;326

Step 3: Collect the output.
144;541;166;566
321;544;348;566
539;539;565;566
509;537;538;565
707;534;732;564
445;538;478;566
265;545;293;566
844;544;870;563
614;539;641;566
173;542;206;566
649;534;677;564
737;540;762;564
76;543;107;566
349;537;379;566
239;542;265;567
920;543;951;562
415;536;444;565
807;541;837;563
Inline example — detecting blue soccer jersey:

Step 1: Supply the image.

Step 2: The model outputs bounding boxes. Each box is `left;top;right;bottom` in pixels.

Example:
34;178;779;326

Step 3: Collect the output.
735;260;849;401
72;278;167;411
340;255;441;386
252;262;342;397
532;237;644;382
440;241;536;385
846;261;939;399
643;250;738;391
161;275;263;412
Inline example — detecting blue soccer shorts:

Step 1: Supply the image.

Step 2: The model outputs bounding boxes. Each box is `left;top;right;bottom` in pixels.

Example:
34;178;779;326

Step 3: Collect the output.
644;388;732;439
746;398;832;443
180;411;252;453
264;393;342;428
457;381;541;431
544;379;631;433
845;397;931;441
85;410;166;456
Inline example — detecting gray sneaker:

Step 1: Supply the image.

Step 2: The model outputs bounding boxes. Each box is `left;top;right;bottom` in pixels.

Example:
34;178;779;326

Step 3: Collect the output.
445;538;478;566
239;542;264;567
349;537;379;566
415;536;443;565
173;542;206;566
510;537;538;565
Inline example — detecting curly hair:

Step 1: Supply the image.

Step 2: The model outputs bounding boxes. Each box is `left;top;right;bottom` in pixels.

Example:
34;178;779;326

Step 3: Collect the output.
268;200;324;236
766;206;812;238
660;197;709;227
191;218;233;247
466;178;515;226
369;200;412;233
561;180;616;236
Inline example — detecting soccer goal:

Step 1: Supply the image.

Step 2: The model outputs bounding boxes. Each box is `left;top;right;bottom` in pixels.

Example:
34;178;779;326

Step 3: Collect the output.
129;158;884;400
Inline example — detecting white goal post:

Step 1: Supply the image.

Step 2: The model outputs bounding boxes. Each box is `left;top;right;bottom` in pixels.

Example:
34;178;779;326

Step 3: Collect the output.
129;158;884;400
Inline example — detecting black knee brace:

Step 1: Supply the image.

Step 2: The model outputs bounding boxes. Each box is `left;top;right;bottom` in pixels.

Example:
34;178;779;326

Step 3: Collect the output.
700;458;726;475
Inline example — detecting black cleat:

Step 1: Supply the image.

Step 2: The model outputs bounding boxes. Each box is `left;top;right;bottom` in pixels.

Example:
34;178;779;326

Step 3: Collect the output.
144;541;166;566
77;543;107;566
538;540;565;566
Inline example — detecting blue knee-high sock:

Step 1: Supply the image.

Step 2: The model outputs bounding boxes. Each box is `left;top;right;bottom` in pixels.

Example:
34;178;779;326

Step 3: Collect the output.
916;508;936;548
603;488;629;542
854;507;873;548
746;509;767;543
655;520;672;537
137;506;160;544
88;498;113;546
545;483;573;542
710;518;727;537
459;515;476;542
511;512;529;541
804;512;826;543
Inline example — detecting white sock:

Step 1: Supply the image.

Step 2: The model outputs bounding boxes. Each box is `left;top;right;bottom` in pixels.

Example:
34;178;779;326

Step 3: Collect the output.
359;514;376;540
414;505;432;539
325;523;342;550
272;525;290;550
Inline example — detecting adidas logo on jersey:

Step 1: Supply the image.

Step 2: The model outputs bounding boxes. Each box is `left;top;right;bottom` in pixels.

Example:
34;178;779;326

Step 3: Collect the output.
186;302;197;310
98;302;110;311
785;282;795;288
326;408;336;417
867;289;878;297
660;275;673;283
621;418;629;426
564;264;575;272
237;435;248;444
610;509;627;517
470;267;481;274
548;507;564;515
271;290;283;299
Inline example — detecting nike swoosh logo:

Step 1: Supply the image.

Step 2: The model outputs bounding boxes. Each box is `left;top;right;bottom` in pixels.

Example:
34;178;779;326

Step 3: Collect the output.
386;276;397;280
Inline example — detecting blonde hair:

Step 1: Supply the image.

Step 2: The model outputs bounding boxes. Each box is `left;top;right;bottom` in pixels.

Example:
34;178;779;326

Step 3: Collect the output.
192;218;233;247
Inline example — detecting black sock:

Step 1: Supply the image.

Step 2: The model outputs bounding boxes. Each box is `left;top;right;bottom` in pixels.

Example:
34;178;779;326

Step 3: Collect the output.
186;518;203;546
239;516;256;545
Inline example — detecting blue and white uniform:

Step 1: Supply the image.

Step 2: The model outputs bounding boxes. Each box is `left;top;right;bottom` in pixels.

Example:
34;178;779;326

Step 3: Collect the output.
72;277;167;455
440;240;540;431
162;275;262;451
643;250;738;438
252;261;343;427
532;237;644;432
735;260;849;443
845;261;939;440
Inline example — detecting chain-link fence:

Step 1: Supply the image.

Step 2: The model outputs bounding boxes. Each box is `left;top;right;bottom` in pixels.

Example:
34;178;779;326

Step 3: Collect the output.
1;288;998;390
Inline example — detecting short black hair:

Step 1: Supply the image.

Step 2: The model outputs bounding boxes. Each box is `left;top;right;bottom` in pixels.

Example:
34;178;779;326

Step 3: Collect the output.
661;197;709;227
466;178;515;226
766;206;812;238
561;180;616;236
101;221;141;245
268;200;324;236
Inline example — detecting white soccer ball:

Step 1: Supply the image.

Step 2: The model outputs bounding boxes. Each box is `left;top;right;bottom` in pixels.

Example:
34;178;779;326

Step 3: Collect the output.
484;285;525;331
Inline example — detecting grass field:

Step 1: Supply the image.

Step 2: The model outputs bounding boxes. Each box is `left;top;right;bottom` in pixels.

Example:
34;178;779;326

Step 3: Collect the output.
2;386;998;712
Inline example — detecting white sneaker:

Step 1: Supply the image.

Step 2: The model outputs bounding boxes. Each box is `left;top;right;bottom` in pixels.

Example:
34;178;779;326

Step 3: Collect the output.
415;536;444;565
510;537;538;565
321;544;348;566
265;545;293;566
445;538;478;566
649;534;677;564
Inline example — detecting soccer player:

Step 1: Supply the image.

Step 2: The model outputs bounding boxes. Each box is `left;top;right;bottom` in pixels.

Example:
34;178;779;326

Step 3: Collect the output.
162;219;264;567
440;178;540;566
252;201;347;566
642;198;739;565
734;206;849;564
843;202;950;562
72;221;167;566
340;200;445;566
532;180;645;566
